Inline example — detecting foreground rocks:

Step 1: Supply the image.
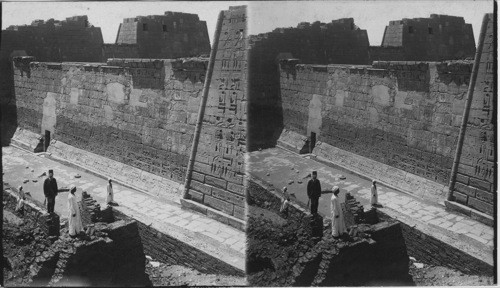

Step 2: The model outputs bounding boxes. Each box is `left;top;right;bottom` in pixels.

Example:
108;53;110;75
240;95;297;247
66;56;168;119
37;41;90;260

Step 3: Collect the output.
247;179;413;286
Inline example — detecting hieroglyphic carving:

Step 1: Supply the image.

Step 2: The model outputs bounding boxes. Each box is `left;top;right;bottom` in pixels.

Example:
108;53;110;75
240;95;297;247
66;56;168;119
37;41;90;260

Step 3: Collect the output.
186;6;247;219
452;14;495;216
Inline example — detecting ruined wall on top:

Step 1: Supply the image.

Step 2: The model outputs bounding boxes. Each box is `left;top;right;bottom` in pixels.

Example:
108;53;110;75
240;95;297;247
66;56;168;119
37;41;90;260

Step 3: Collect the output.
451;14;495;216
248;18;371;151
379;14;476;61
1;15;103;146
104;12;211;60
185;6;247;220
13;57;207;190
279;60;473;191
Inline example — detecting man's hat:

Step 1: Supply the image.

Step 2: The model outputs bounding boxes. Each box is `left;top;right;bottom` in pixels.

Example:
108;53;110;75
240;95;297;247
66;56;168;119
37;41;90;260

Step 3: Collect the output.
332;186;340;194
48;169;54;173
70;185;76;192
312;171;317;175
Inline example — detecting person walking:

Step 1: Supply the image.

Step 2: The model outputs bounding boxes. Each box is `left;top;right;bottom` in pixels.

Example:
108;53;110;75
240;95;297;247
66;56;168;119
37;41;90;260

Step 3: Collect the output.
106;178;114;205
43;169;58;214
371;180;378;207
331;186;347;238
307;171;322;215
67;185;83;238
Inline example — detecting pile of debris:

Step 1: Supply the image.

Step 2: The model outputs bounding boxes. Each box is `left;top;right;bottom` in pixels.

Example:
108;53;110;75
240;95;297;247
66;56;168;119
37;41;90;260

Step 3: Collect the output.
247;180;413;286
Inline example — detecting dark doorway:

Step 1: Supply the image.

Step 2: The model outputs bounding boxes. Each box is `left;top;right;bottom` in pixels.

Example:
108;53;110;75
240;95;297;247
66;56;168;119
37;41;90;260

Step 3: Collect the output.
44;130;50;151
310;132;316;153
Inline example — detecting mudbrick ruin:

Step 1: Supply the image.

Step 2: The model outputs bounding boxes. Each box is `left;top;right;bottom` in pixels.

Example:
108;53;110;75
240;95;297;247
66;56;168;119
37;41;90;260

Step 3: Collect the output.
1;3;496;286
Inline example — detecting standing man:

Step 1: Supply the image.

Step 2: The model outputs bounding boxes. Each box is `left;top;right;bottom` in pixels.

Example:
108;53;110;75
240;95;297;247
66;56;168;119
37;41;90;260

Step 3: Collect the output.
371;180;378;207
43;169;58;214
68;185;83;238
307;171;322;215
331;186;347;238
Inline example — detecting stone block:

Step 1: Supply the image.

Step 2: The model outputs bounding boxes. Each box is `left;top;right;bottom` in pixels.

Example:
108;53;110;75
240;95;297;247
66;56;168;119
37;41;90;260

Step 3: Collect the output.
211;186;245;206
467;197;493;215
188;190;204;203
469;178;491;191
189;180;212;195
204;195;234;215
191;171;205;183
233;204;246;220
181;198;208;215
205;175;227;189
227;182;245;196
452;191;468;205
454;182;476;197
474;189;493;203
455;173;469;185
206;209;230;225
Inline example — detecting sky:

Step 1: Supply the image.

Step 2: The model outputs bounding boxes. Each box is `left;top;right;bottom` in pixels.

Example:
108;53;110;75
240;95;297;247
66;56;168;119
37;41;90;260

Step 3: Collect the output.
1;2;246;44
248;1;494;45
2;1;494;46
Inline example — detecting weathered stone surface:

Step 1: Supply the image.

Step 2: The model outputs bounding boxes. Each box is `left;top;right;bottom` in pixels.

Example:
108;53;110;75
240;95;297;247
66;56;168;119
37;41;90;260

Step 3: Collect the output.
375;14;475;61
450;14;495;217
13;57;206;202
105;12;210;60
278;60;471;190
185;6;247;218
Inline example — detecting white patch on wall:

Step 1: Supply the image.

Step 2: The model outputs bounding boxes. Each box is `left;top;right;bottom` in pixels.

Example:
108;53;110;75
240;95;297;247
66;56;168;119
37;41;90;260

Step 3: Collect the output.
307;94;322;137
70;87;80;104
371;85;391;106
106;82;126;104
41;92;57;135
394;91;410;109
368;107;379;123
129;89;147;107
103;105;114;122
335;90;346;107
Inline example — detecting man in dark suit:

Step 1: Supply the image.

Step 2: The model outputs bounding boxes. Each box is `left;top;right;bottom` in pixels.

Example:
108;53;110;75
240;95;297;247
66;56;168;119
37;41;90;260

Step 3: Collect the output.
43;169;58;214
307;171;322;215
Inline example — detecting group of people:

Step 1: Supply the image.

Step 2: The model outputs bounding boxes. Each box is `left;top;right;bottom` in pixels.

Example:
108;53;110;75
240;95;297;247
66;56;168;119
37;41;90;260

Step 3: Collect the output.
16;169;115;238
281;170;379;239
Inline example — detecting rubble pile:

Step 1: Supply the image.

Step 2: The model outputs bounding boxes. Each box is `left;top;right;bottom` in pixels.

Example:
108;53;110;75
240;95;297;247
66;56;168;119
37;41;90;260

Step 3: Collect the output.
3;189;149;286
247;179;413;286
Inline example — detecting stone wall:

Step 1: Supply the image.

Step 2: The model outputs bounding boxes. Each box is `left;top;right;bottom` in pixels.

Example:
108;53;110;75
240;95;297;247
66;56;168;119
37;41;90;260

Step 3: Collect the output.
184;6;247;220
109;11;211;59
1;15;103;146
1;16;103;63
450;13;495;217
112;209;245;276
248;18;370;150
380;14;476;61
278;60;473;196
13;57;207;200
102;44;140;59
377;212;493;276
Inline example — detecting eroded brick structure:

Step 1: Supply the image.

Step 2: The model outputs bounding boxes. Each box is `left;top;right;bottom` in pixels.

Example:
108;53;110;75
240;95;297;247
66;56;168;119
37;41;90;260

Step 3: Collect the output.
103;12;211;59
183;6;247;225
371;14;476;61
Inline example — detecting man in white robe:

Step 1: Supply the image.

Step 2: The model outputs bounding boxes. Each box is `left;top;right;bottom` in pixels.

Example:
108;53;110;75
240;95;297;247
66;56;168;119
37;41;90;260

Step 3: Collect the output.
68;185;83;238
371;180;378;206
106;178;114;204
331;186;347;238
